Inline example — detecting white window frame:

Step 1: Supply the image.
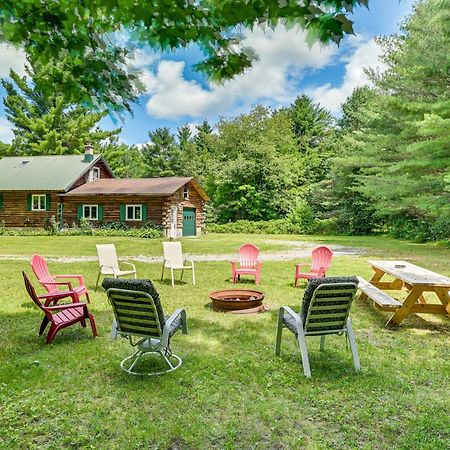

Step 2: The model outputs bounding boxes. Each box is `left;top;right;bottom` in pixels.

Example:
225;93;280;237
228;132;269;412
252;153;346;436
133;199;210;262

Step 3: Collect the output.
126;204;142;221
31;194;46;211
92;167;100;180
82;204;99;220
183;185;189;199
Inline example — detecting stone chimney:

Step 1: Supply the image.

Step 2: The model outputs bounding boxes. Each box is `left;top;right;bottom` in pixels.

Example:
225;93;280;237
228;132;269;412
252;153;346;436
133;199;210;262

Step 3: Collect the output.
83;142;94;163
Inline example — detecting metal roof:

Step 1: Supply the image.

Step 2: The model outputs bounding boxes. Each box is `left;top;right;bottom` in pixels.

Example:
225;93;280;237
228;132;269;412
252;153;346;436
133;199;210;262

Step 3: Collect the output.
0;155;104;191
62;177;209;200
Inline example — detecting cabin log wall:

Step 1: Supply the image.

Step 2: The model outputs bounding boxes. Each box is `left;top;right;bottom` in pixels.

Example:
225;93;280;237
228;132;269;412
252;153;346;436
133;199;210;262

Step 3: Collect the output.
0;191;61;227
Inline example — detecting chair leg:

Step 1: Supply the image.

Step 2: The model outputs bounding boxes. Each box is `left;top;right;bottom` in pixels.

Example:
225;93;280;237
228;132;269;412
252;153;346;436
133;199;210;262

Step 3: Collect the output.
133;271;137;279
180;268;184;281
161;264;165;282
275;309;284;356
39;317;50;336
297;329;311;378
319;335;325;351
346;318;360;372
88;313;98;337
171;268;174;287
110;319;118;339
85;291;91;303
294;276;298;288
192;264;196;286
95;271;101;292
46;323;60;344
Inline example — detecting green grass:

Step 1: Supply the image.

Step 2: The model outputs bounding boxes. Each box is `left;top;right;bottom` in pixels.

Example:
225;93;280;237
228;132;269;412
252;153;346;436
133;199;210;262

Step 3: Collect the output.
0;234;449;449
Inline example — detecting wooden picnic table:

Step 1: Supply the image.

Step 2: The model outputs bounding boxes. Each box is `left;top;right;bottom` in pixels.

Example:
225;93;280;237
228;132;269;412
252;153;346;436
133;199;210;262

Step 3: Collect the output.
361;260;450;326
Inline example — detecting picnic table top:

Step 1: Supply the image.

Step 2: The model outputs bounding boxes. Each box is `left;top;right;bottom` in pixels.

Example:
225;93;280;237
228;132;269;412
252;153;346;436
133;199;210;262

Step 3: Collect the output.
368;260;450;287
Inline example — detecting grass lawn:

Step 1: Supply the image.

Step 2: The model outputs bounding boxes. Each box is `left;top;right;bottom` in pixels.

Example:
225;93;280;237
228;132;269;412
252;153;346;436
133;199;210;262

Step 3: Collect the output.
0;234;449;448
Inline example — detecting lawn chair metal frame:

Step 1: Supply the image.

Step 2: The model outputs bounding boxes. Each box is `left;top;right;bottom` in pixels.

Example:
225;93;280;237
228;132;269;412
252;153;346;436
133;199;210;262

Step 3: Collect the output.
275;281;360;378
107;287;187;376
161;242;195;287
95;244;137;291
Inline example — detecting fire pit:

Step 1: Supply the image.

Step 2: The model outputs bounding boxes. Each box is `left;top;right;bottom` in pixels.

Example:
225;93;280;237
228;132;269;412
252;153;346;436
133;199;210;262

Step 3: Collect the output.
209;289;267;314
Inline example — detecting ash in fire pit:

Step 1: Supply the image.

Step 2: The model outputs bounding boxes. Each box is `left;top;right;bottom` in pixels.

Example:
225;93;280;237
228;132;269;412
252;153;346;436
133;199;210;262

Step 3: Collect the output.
209;289;267;314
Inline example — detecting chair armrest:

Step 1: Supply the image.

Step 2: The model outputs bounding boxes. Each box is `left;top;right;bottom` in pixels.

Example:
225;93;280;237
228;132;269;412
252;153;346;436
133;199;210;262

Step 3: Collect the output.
280;306;300;322
163;259;173;268
279;306;304;335
54;274;85;285
160;308;187;348
39;291;78;306
40;280;73;290
295;263;309;269
230;260;237;269
121;262;136;271
44;302;87;312
256;261;263;269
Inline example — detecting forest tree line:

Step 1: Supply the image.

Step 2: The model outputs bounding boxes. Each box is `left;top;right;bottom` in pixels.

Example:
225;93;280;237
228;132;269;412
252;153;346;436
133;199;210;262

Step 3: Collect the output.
0;0;448;242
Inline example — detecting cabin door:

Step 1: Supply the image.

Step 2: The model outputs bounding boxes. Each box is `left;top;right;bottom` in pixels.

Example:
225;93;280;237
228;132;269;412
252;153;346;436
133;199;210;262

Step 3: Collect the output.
182;208;196;237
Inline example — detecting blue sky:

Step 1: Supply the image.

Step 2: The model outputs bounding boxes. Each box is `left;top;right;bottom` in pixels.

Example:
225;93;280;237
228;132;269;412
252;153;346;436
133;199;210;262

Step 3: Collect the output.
0;0;414;145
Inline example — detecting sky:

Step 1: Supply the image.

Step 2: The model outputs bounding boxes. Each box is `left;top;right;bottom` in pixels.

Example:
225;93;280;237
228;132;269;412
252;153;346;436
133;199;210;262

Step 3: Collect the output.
0;0;415;146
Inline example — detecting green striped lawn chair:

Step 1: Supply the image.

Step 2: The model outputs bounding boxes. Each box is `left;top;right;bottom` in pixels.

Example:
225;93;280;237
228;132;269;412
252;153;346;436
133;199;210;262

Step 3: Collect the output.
102;278;187;376
275;276;360;378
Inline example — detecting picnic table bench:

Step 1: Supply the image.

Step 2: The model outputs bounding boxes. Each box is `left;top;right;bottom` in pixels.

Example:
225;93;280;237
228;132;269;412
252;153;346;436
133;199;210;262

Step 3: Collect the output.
357;260;450;326
356;276;402;311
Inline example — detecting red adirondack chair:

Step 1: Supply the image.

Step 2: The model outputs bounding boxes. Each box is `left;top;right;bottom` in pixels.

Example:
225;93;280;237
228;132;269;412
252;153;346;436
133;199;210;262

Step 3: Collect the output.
294;246;333;287
31;254;90;303
231;244;263;285
23;272;98;344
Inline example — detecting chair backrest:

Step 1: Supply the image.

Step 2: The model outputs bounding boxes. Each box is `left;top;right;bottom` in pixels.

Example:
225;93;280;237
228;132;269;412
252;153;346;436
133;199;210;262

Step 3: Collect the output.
96;244;120;271
301;276;358;335
107;288;164;339
102;277;166;336
22;271;45;312
162;241;184;267
238;244;260;268
31;254;57;294
311;246;333;272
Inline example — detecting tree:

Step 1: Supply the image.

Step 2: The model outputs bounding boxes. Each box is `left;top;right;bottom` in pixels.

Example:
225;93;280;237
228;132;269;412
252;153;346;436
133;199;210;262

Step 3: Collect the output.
208;106;303;222
332;0;450;240
2;61;119;155
100;140;147;178
142;127;182;177
0;1;367;112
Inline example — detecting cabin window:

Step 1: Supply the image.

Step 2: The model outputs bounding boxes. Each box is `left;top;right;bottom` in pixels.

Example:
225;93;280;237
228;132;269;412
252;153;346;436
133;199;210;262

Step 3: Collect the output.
126;205;142;221
32;194;46;211
83;204;98;220
183;185;189;199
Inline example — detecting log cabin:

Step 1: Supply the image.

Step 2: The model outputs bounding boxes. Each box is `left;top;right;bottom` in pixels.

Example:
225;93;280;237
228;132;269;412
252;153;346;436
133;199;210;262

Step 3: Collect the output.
0;147;208;237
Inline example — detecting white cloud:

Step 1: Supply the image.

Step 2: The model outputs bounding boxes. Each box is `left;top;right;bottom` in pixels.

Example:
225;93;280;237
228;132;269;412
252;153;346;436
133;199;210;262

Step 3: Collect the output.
141;25;337;120
307;38;385;113
0;43;27;78
0;117;14;143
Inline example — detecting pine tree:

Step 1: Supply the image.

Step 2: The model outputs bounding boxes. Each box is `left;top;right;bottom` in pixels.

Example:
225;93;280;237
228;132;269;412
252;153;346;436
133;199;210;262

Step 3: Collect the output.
2;60;119;155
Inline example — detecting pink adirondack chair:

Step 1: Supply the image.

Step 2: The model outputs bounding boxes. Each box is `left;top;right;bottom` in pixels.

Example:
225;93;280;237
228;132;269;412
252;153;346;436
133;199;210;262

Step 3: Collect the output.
31;254;90;303
294;246;333;287
231;244;263;285
23;272;97;344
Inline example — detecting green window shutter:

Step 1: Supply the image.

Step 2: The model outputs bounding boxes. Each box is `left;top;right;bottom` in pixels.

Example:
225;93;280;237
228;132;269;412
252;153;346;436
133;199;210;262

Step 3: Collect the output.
27;194;32;211
142;204;147;221
77;204;83;220
0;193;3;209
119;204;126;221
98;204;103;221
45;194;51;211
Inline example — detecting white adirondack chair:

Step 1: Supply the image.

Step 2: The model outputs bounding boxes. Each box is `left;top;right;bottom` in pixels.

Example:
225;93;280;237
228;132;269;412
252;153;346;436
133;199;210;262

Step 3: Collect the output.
161;242;195;287
95;244;137;291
